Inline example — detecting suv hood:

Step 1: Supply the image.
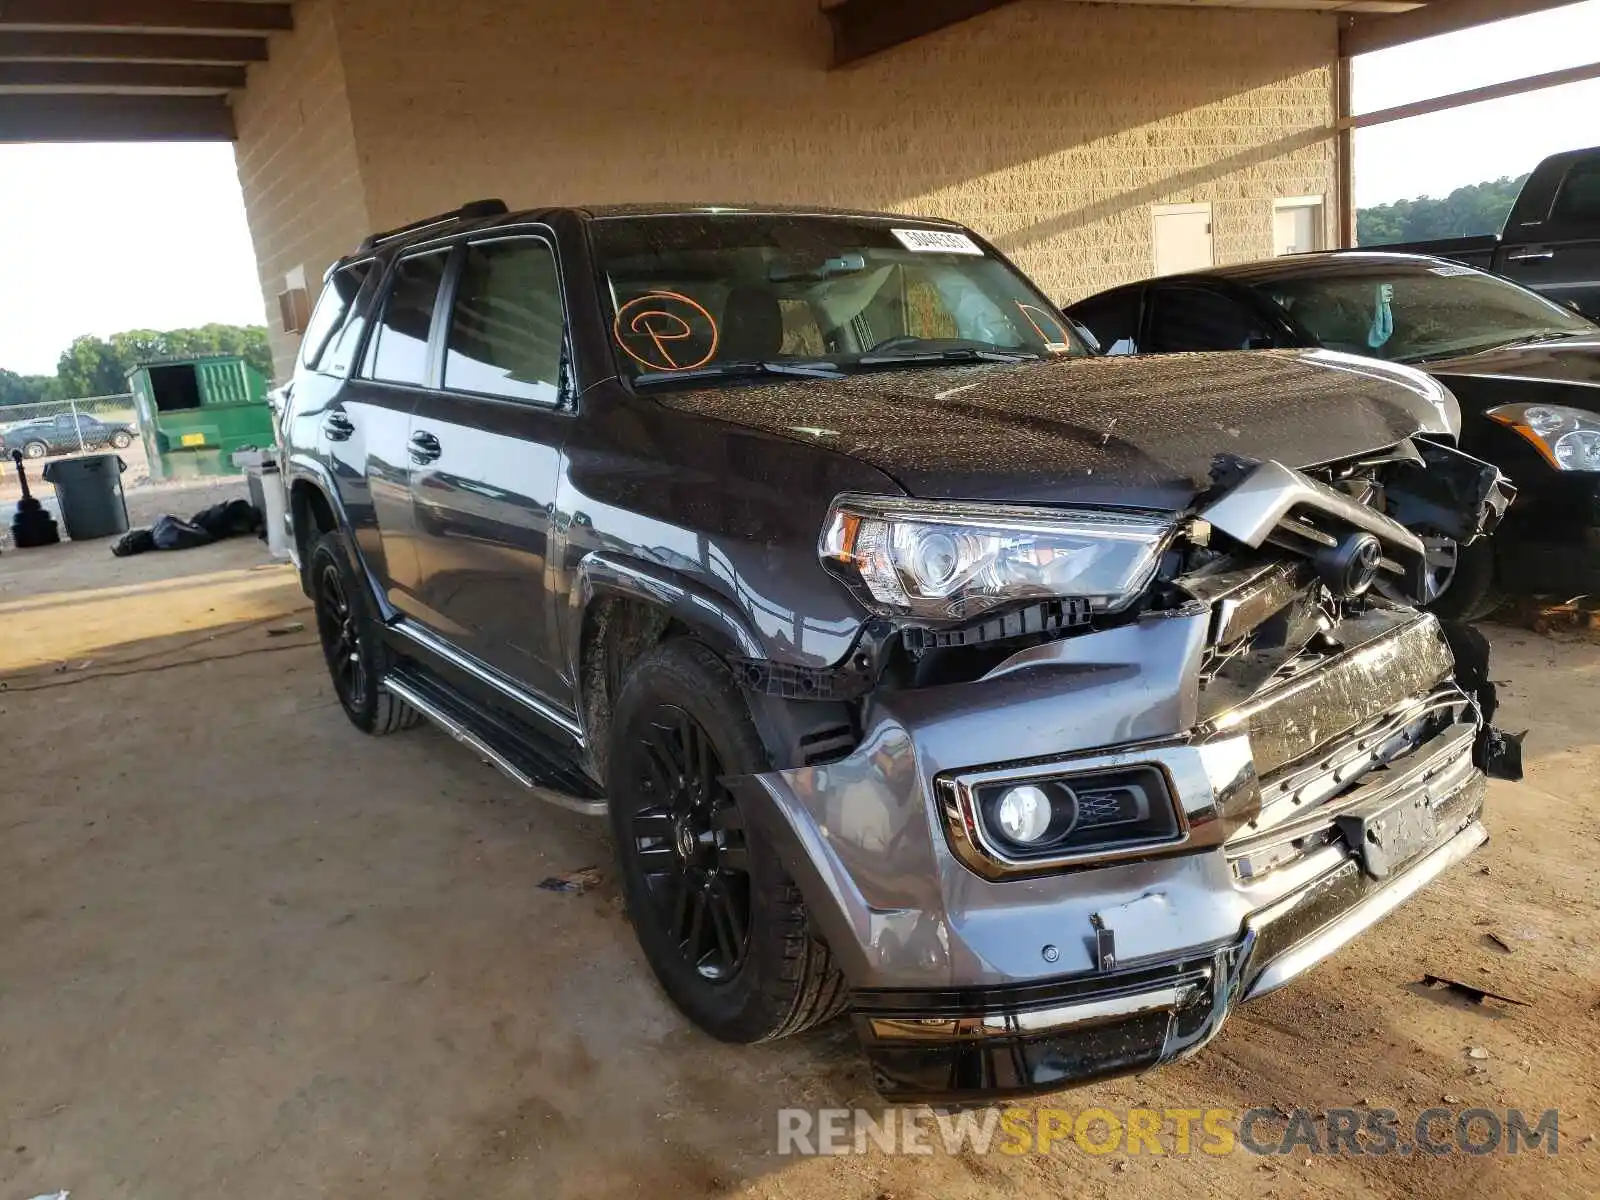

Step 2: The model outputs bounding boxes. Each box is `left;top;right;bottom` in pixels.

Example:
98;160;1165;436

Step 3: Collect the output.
652;348;1458;508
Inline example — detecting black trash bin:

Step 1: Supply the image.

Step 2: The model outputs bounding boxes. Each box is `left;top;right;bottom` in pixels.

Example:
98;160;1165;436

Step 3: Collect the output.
41;454;129;541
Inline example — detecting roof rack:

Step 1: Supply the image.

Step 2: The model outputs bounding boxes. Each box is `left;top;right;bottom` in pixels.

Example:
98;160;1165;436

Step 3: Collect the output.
358;198;510;252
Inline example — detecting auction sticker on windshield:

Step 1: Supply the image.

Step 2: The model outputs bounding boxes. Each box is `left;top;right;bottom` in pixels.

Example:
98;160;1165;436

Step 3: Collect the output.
892;228;984;255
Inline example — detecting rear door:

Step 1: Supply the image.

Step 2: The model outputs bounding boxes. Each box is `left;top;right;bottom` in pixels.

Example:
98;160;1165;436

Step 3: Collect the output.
1499;155;1600;320
329;248;451;609
406;232;573;706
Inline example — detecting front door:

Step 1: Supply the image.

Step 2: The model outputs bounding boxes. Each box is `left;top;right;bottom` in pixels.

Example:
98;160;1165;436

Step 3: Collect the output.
407;234;572;707
1500;157;1600;320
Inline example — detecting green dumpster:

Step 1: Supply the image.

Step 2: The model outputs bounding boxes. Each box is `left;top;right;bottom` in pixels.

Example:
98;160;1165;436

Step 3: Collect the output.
127;355;275;481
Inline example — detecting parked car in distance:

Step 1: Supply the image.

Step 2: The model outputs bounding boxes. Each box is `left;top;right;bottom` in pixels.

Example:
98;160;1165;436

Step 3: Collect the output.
1367;145;1600;320
0;411;135;459
1066;252;1600;618
282;200;1519;1100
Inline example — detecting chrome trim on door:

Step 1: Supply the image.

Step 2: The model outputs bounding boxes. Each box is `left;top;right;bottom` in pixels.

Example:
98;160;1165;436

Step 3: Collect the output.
388;617;585;744
382;673;606;817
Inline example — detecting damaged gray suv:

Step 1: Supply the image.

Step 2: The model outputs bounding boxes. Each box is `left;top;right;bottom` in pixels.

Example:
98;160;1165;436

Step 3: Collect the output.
281;200;1521;1100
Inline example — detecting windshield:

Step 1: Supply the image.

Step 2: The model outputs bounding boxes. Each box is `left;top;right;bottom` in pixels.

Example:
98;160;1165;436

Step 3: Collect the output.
590;213;1087;382
1252;263;1596;364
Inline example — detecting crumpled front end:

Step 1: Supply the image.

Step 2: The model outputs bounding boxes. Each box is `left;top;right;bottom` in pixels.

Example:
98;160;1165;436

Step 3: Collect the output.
728;441;1521;1101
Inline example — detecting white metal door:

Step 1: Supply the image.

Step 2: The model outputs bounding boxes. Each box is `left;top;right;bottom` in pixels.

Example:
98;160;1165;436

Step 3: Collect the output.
1152;203;1214;276
1273;197;1325;256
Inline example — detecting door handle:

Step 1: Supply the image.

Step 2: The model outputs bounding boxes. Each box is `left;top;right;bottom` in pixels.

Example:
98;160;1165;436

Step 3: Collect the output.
1506;249;1554;262
409;430;442;464
323;412;355;441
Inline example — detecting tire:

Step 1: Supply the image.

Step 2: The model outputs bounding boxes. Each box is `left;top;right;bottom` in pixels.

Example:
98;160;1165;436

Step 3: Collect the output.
22;440;47;460
307;528;418;735
608;638;848;1043
110;431;132;449
1421;534;1499;622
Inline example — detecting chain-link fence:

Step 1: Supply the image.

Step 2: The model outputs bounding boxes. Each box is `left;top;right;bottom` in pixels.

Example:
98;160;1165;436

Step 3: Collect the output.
0;394;152;501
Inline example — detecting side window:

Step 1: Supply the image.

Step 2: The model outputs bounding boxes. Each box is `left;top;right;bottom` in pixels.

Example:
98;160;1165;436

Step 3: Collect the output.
300;260;373;371
1068;290;1142;355
367;250;450;386
443;239;565;404
1146;287;1273;353
1551;160;1600;229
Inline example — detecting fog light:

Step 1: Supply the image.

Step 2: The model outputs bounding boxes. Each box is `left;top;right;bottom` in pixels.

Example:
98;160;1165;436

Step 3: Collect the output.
994;784;1056;844
967;764;1181;867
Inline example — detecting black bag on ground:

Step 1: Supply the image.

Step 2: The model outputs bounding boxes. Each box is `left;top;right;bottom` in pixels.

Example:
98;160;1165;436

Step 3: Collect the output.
110;528;157;557
191;499;263;539
108;498;264;556
151;515;216;551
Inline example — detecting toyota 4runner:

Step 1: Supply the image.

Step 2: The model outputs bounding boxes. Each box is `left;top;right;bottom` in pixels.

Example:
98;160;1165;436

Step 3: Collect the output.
281;200;1521;1100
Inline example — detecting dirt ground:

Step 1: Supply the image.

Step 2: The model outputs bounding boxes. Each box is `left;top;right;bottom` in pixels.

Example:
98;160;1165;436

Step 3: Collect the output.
2;490;1597;1199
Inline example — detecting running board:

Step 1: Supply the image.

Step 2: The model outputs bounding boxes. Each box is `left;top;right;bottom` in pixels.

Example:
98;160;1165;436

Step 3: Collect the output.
382;666;607;817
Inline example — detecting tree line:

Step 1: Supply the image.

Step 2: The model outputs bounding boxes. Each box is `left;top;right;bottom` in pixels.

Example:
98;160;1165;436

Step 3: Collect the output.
0;324;272;408
1356;175;1527;245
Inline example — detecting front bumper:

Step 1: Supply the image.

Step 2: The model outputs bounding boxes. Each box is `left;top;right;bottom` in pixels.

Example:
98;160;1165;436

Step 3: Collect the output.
728;607;1495;1099
853;806;1484;1101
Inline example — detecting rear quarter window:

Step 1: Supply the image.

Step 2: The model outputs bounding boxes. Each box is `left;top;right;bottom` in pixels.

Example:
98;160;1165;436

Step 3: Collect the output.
300;260;374;372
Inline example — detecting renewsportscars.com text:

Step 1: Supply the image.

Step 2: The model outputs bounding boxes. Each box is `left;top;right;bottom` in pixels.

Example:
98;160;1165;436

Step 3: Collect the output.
776;1106;1561;1158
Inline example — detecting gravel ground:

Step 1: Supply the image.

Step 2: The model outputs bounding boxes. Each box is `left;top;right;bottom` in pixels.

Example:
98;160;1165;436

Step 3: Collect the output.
1;537;1596;1200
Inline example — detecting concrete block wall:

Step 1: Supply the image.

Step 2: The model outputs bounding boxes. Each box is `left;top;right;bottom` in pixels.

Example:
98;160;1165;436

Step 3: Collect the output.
233;0;371;382
235;0;1337;374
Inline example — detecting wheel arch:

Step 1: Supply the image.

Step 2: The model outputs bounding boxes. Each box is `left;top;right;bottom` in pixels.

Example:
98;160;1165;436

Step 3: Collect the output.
571;552;768;786
284;459;361;593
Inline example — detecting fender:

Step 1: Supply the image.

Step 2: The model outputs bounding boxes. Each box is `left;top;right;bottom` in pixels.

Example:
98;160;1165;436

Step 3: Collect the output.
569;551;871;774
567;550;766;684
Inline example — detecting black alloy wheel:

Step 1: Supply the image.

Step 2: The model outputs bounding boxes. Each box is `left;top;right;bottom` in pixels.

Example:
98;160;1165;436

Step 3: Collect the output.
305;528;415;735
625;704;752;983
608;638;847;1043
316;560;368;711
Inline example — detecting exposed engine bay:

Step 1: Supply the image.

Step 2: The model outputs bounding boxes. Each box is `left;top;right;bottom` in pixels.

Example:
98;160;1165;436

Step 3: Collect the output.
744;437;1521;801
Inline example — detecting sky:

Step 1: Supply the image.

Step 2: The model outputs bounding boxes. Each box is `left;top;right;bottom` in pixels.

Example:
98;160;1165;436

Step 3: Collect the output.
0;142;266;375
0;0;1597;376
1353;0;1600;207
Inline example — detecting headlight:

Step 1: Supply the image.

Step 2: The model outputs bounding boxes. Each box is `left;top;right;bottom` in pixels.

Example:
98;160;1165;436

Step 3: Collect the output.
819;495;1174;622
1487;403;1600;471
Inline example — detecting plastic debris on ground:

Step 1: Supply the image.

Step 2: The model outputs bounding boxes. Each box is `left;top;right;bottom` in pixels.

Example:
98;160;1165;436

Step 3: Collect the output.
1421;973;1529;1007
538;867;603;894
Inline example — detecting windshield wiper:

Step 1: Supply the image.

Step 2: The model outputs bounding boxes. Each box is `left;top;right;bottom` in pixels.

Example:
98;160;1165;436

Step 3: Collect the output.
632;360;846;386
1496;330;1585;348
855;347;1042;367
1404;329;1584;363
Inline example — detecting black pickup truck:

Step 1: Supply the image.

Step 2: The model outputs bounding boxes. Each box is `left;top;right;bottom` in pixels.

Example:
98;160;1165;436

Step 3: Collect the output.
1373;145;1600;319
